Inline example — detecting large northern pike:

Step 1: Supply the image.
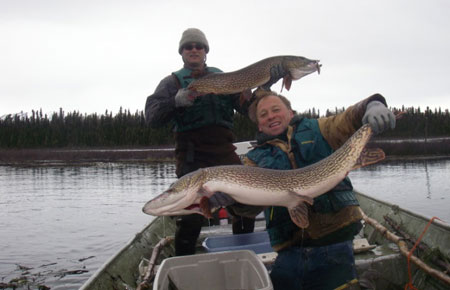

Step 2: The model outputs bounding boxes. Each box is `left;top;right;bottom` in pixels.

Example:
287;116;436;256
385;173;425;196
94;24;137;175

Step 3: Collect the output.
142;124;384;228
187;55;321;100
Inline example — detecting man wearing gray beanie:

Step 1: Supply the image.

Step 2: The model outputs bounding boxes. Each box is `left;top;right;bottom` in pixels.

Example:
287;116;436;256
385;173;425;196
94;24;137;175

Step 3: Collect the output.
145;28;255;256
178;28;210;54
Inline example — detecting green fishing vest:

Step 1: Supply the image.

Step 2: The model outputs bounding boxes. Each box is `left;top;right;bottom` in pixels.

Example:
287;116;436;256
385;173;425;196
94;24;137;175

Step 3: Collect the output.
246;118;359;246
172;67;236;132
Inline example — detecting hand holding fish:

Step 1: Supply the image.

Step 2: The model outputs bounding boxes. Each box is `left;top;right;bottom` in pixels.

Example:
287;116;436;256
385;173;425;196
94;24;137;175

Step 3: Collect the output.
362;101;396;135
260;63;286;91
174;88;195;107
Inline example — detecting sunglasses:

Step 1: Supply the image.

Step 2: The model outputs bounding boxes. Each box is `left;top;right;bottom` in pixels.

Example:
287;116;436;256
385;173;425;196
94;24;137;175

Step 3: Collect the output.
183;43;205;51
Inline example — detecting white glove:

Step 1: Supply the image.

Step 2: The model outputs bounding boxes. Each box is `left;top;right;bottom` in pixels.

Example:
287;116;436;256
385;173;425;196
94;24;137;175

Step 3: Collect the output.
362;101;396;135
174;88;195;107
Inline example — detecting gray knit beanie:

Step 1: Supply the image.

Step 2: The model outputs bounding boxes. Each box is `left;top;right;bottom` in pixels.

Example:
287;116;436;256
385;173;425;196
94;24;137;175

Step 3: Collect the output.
178;28;210;54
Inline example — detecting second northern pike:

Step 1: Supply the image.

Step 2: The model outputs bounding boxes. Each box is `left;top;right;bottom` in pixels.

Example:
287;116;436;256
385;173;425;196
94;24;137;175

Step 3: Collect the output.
142;124;384;228
187;55;321;100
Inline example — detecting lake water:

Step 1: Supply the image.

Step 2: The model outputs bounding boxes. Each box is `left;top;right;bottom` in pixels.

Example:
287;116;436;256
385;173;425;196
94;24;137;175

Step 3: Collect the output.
0;159;449;289
349;158;450;222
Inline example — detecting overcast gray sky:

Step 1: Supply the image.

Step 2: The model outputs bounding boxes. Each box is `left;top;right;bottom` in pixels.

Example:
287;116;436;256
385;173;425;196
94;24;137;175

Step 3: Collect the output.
1;0;449;118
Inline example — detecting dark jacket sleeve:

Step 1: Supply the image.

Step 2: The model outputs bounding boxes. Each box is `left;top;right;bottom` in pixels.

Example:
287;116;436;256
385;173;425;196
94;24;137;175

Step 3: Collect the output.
144;75;179;128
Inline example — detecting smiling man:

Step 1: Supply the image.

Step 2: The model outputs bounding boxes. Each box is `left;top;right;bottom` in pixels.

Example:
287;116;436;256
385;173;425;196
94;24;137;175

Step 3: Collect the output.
239;90;396;289
144;28;255;256
255;94;295;136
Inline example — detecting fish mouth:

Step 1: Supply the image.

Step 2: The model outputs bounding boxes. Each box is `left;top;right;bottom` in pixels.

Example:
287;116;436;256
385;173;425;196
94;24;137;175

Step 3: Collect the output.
142;190;210;217
289;60;321;79
143;200;201;216
184;204;199;210
142;190;191;215
184;197;213;218
316;62;322;74
143;202;210;217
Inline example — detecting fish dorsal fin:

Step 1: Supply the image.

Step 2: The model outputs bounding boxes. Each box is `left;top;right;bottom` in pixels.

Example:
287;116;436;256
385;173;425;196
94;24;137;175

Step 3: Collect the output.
353;148;385;170
288;202;310;228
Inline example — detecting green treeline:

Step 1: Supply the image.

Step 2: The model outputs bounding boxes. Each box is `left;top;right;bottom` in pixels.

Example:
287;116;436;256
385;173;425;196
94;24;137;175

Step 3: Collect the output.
0;107;173;148
0;106;449;149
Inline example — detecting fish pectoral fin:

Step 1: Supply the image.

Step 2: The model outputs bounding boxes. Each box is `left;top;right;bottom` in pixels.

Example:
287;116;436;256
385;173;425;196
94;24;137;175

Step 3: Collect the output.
289;191;314;206
282;76;293;91
288;202;310;228
199;196;213;219
353;148;385;170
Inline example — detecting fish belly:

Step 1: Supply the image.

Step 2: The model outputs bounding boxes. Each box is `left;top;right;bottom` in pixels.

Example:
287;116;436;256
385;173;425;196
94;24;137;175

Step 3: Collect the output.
203;180;299;207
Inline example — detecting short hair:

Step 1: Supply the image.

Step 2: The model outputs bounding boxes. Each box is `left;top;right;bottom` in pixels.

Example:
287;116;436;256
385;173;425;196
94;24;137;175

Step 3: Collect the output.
248;90;293;123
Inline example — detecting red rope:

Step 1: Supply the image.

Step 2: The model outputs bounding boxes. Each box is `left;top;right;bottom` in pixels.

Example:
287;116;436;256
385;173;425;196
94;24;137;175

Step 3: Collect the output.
404;216;441;290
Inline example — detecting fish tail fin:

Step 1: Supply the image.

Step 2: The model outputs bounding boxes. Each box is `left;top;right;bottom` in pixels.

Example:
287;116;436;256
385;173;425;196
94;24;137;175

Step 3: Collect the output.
353;148;385;170
288;202;310;228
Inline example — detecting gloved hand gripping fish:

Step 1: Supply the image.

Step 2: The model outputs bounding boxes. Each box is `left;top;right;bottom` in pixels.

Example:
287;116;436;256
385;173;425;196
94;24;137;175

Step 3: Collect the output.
142;124;384;228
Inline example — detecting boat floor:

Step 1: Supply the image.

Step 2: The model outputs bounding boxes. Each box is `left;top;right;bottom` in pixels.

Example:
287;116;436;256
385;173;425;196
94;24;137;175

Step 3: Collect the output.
192;221;428;290
82;205;450;290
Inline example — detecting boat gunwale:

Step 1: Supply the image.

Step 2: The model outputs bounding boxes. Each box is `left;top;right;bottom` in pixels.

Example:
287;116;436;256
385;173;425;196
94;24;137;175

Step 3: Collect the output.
355;190;450;230
79;216;170;290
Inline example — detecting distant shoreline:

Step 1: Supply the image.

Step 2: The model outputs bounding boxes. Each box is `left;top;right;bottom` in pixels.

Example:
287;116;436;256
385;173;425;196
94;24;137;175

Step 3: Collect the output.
0;147;176;166
0;146;449;166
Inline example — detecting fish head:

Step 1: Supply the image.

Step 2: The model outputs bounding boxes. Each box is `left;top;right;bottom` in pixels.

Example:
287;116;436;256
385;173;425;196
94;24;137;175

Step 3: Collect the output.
284;56;321;80
142;169;207;216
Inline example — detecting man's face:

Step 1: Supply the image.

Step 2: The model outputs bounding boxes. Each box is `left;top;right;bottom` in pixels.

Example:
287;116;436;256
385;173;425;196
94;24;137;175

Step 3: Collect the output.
181;42;206;69
257;95;294;136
